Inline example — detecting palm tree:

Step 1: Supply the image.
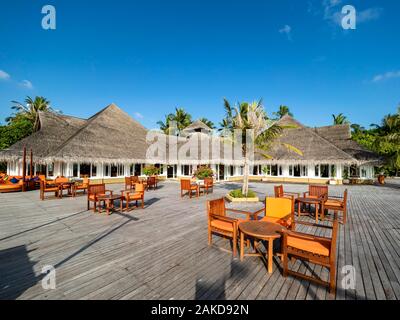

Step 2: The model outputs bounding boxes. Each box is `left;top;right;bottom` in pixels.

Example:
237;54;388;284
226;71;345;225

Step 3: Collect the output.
7;96;58;127
273;105;293;119
332;113;349;125
198;118;215;129
157;107;192;134
350;123;365;135
223;99;302;195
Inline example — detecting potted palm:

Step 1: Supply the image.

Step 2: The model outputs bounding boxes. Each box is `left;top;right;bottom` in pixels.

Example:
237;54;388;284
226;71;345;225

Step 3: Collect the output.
192;166;214;182
143;165;160;177
221;99;302;202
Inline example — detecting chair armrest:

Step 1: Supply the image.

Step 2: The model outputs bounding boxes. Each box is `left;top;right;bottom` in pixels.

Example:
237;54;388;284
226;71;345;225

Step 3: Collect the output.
283;229;332;243
303;191;309;197
294;220;333;230
327;195;344;200
105;190;113;195
209;214;237;224
226;208;264;220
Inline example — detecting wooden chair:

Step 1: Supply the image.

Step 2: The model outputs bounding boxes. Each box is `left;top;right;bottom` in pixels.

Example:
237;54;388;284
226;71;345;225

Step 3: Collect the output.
73;178;89;197
200;177;214;195
324;189;348;224
87;184;113;212
274;185;299;200
257;197;295;229
125;177;133;190
39;180;60;200
304;185;328;199
282;217;339;293
180;179;199;198
147;176;157;190
207;198;260;257
121;183;145;211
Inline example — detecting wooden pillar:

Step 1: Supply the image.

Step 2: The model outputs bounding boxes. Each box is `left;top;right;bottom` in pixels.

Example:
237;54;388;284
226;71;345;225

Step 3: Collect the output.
22;147;26;192
30;149;33;178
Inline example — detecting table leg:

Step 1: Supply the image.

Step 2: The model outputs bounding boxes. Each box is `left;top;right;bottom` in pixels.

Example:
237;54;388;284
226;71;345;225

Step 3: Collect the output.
267;239;273;274
297;201;301;217
240;231;244;261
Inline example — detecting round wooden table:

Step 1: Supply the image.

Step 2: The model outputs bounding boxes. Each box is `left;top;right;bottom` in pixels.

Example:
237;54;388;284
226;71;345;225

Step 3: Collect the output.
239;221;286;274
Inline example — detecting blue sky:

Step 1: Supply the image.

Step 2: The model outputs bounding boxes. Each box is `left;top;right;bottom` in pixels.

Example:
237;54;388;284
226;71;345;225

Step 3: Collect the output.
0;0;399;129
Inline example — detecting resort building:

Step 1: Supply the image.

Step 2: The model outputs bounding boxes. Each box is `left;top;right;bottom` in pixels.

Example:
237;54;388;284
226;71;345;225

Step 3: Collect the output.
0;103;381;184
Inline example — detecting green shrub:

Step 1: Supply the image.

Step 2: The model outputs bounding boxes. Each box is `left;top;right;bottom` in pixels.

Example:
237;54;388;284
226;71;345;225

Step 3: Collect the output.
143;165;160;176
229;189;257;198
192;166;214;179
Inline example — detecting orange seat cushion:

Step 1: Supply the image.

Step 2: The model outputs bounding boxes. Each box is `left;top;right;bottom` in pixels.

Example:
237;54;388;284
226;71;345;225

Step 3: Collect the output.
325;200;342;208
287;236;330;256
210;220;234;232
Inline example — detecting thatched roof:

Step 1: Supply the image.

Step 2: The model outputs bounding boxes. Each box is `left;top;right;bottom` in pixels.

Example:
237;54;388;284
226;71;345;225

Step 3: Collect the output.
182;120;212;134
44;104;149;164
0;111;87;163
253;116;357;165
0;106;381;166
315;124;383;165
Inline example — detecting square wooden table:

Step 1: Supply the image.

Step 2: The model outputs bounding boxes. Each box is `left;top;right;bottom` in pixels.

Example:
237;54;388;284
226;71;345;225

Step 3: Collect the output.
296;197;324;223
97;194;123;215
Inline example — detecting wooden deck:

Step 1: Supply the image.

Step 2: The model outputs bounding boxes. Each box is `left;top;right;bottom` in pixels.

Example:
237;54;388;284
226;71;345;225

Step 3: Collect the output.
1;180;400;300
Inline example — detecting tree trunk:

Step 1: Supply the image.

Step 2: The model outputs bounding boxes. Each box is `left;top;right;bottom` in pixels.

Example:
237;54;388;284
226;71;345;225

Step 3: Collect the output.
242;147;249;196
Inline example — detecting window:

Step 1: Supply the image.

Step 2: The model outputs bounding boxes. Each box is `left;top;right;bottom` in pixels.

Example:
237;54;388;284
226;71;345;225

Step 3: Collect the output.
301;165;308;177
155;164;163;175
134;164;142;176
361;167;367;178
279;166;283;176
110;165;118;177
80;163;91;178
330;165;336;178
105;165;110;177
315;165;319;177
320;164;329;178
73;164;79;177
229;166;234;176
181;165;192;176
289;165;293;176
271;165;278;176
48;163;54;177
239;166;244;175
91;164;97;177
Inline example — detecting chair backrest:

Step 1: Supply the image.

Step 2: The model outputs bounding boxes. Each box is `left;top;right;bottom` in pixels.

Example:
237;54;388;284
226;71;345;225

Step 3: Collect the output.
131;176;139;183
265;197;293;219
55;177;69;183
38;175;46;182
125;176;131;185
204;177;213;186
148;176;156;184
82;178;89;185
309;185;328;198
274;185;284;198
135;183;145;194
207;198;226;217
181;179;191;190
88;184;105;195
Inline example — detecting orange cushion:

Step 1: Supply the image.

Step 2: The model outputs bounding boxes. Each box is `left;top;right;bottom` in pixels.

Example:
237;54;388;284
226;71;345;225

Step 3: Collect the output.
287;236;330;256
210;220;234;232
265;197;292;219
325;200;342;207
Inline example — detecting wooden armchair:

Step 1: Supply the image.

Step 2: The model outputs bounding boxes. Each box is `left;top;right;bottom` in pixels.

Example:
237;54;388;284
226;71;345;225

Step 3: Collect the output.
125;177;133;190
207;198;259;257
274;185;299;200
324;189;348;224
147;176;157;190
200;177;214;195
87;184;113;212
180;179;199;198
73;178;89;197
121;183;145;211
257;197;295;229
282;218;339;293
39;180;60;200
304;185;328;199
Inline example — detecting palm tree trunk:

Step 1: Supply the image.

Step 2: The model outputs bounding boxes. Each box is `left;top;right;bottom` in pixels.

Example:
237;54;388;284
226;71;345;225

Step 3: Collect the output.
242;147;249;196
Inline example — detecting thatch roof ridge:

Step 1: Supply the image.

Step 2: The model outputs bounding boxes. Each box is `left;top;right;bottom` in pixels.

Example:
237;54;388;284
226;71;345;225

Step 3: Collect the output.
276;114;305;128
183;119;212;132
46;103;150;164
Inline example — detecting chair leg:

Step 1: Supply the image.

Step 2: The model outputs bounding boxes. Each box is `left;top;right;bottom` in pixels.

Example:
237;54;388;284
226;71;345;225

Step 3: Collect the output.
208;228;212;246
329;263;336;294
232;229;237;257
283;252;288;277
343;209;347;224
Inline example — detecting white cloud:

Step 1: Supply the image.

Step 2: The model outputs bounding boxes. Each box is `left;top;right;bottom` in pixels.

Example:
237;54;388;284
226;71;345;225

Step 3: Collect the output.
372;71;400;83
0;70;10;80
134;112;144;119
279;25;292;40
20;80;33;89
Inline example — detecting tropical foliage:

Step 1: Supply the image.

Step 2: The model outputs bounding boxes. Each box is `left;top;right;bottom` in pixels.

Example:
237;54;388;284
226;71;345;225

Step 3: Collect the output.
192;166;214;179
332;113;349;125
142;165;160;176
157;107;192;134
229;188;257;199
222;99;302;195
273;105;293;119
198;118;215;129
